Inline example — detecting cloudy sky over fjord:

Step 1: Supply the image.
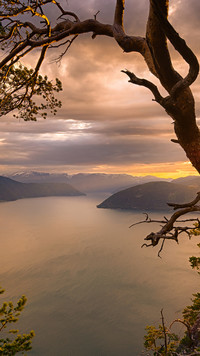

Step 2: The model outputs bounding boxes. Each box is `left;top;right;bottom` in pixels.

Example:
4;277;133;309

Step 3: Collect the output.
1;0;200;177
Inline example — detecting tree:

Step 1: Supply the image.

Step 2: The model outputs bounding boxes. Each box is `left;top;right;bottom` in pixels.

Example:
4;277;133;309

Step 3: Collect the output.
0;0;199;169
1;1;200;353
0;286;34;355
144;236;200;355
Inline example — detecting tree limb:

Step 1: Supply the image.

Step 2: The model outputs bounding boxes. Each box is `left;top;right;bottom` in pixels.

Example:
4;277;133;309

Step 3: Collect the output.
54;1;80;23
146;0;179;92
168;193;200;210
151;0;199;98
131;193;200;256
121;69;164;104
114;0;125;27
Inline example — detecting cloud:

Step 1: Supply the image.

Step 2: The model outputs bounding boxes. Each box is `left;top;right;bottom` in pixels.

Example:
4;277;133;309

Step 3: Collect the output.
0;0;200;176
0;116;185;170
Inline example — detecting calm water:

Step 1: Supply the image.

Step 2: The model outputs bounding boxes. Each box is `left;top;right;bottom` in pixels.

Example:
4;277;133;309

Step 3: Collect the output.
0;194;200;355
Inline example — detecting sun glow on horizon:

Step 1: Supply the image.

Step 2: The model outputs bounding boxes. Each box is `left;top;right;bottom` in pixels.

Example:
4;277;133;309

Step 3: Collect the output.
89;161;199;179
0;161;199;180
130;162;199;179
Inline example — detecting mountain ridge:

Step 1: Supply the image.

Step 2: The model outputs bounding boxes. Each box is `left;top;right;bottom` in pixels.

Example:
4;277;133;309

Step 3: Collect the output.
97;181;198;211
7;171;171;193
0;176;85;202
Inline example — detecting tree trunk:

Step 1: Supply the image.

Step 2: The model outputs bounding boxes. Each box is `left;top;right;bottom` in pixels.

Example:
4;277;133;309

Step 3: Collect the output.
164;87;200;174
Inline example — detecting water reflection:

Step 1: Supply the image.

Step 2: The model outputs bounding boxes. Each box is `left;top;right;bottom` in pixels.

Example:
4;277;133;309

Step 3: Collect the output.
0;195;199;355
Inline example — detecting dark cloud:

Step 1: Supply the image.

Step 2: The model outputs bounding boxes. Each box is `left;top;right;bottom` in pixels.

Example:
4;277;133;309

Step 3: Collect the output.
0;115;173;137
0;120;185;169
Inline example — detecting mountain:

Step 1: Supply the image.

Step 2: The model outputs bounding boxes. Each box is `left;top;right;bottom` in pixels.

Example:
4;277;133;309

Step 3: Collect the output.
97;181;197;211
172;175;200;189
0;176;84;202
7;171;171;193
67;173;171;193
9;171;70;184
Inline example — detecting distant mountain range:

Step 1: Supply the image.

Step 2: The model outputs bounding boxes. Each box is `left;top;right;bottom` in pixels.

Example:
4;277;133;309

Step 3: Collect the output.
97;181;198;211
3;171;200;209
7;171;171;193
172;175;200;188
0;176;84;202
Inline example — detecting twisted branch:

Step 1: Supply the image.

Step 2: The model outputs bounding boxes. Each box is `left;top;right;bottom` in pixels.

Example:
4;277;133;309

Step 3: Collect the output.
121;69;164;104
114;0;125;27
130;192;200;256
151;0;199;98
168;192;200;210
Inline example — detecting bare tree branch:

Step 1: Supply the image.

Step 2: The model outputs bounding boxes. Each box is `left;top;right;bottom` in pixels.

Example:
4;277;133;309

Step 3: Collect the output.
121;69;164;104
54;1;80;23
94;11;100;21
52;35;78;63
168;193;200;210
151;0;199;98
114;0;125;27
130;192;200;256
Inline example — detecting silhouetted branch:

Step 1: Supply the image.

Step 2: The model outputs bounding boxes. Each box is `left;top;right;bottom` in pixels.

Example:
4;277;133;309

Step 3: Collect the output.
151;0;199;98
129;213;168;228
121;69;164;104
171;139;180;144
52;35;78;63
114;0;125;27
131;193;200;256
94;11;100;21
168;192;200;210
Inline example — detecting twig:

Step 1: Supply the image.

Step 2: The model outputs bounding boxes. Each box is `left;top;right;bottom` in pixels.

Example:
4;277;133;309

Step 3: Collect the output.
130;192;200;256
94;10;100;20
161;309;168;355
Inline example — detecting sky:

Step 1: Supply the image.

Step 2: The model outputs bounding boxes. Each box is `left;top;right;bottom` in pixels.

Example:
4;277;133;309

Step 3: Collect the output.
1;0;200;178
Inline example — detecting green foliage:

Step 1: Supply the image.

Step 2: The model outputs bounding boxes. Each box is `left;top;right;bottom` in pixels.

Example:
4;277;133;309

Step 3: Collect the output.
189;224;200;270
0;287;34;355
189;254;200;270
190;223;200;236
0;1;63;120
189;241;200;271
144;225;200;355
0;63;62;121
144;324;179;355
182;292;200;326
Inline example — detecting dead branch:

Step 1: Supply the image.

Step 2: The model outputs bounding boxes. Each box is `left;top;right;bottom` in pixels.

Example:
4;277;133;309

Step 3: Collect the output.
94;11;100;21
168;193;200;210
171;139;180;144
121;69;164;104
54;0;80;22
130;193;200;256
129;213;168;228
52;35;78;63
